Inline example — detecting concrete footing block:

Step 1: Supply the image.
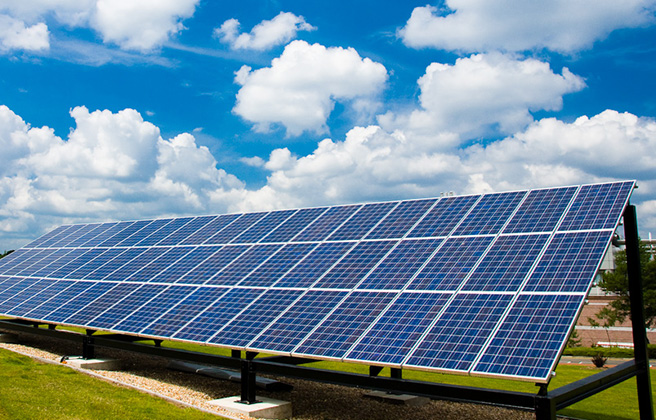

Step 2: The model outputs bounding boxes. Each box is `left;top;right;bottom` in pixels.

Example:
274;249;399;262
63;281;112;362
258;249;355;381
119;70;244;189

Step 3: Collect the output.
363;390;430;406
61;356;122;370
0;333;19;343
208;396;292;419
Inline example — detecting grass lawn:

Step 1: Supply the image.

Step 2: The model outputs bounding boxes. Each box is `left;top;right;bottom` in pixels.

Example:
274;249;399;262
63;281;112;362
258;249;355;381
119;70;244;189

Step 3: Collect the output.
0;349;224;420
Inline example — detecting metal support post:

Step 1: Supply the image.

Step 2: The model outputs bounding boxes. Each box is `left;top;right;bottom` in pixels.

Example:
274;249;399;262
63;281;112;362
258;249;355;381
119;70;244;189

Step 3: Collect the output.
390;368;402;379
623;204;654;420
369;366;383;377
82;334;95;360
534;395;556;420
239;351;260;404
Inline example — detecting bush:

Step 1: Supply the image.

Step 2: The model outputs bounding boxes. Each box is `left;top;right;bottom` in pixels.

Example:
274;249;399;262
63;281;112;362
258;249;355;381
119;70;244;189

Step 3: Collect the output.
591;353;608;368
563;344;656;359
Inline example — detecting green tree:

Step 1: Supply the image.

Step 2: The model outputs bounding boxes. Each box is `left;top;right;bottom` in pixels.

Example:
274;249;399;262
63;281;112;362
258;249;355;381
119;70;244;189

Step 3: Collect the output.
597;242;656;335
0;249;13;259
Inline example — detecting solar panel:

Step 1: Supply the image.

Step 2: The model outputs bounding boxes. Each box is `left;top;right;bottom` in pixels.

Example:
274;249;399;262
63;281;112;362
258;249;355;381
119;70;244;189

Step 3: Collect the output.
0;180;635;383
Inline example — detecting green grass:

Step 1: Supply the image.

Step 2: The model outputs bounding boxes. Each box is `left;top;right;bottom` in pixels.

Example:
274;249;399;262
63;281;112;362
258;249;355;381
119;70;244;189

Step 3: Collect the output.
0;349;224;420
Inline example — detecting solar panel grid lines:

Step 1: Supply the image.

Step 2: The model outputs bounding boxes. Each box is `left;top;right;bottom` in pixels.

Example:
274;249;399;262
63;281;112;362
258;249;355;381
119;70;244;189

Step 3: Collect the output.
205;212;269;244
43;281;117;324
240;243;320;288
178;245;249;284
406;195;480;239
149;245;223;284
24;280;95;320
135;217;195;247
64;222;114;248
326;201;399;241
178;214;237;245
98;220;152;247
78;248;145;281
453;191;527;236
86;283;168;330
0;249;55;276
62;282;141;327
118;218;175;247
259;207;328;243
364;198;439;240
291;205;361;242
6;279;73;318
470;294;584;380
122;246;196;283
155;215;216;246
206;244;282;286
42;224;89;248
230;209;299;244
79;221;135;248
16;248;76;277
23;225;71;248
103;247;170;282
503;186;579;234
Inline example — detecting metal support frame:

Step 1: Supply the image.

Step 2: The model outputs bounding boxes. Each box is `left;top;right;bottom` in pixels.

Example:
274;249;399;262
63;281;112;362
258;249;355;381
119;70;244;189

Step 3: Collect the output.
0;205;651;418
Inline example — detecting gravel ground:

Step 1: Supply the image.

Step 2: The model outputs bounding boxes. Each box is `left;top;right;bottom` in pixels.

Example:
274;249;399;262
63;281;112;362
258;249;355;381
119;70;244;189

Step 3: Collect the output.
0;332;536;420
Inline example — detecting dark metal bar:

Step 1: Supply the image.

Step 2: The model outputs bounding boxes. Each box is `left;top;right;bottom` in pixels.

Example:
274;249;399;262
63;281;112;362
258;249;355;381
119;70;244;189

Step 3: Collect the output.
82;335;95;359
257;355;318;365
390;368;402;379
369;366;384;377
623;204;655;420
549;360;638;410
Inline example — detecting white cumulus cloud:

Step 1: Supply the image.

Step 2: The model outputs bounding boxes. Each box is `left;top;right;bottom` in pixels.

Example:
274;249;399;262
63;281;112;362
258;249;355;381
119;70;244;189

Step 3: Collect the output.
399;0;656;53
379;53;586;144
233;40;388;136
0;14;49;51
215;12;315;51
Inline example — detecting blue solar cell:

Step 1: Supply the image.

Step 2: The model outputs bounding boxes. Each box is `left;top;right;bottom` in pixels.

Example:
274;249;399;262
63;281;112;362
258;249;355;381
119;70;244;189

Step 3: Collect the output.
49;248;111;279
472;294;582;381
315;241;397;289
407;236;494;291
204;212;268;244
25;280;96;320
134;217;195;247
102;248;169;282
408;195;479;238
81;248;147;280
64;282;141;327
560;181;634;231
231;210;297;244
206;244;281;286
65;223;116;248
149;246;222;283
0;249;31;272
180;214;241;245
524;231;613;293
30;248;89;278
461;234;550;292
0;249;49;275
453;191;526;236
249;290;348;353
274;242;355;288
177;245;248;284
141;287;229;337
292;205;361;242
156;216;217;246
174;287;265;342
365;199;437;240
240;243;319;287
6;279;73;317
294;291;397;359
112;285;198;333
346;292;451;365
40;224;88;248
210;289;304;348
0;277;39;307
79;221;135;247
358;239;444;290
124;247;195;282
260;207;327;243
97;220;152;247
17;248;76;277
327;202;398;241
23;225;72;248
117;219;173;247
88;284;167;329
404;294;513;371
0;278;52;313
45;282;117;323
503;187;578;234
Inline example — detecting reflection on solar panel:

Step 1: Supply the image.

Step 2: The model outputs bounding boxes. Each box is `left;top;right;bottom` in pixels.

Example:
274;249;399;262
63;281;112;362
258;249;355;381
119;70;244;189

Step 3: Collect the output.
0;180;634;383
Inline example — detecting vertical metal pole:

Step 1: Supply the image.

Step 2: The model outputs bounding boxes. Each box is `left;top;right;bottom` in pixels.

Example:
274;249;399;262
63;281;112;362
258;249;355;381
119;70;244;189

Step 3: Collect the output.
239;351;259;404
390;368;402;379
82;335;95;360
534;396;556;420
624;204;654;420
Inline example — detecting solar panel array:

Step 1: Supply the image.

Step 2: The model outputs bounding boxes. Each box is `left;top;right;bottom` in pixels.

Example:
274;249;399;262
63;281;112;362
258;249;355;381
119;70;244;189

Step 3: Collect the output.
0;181;634;383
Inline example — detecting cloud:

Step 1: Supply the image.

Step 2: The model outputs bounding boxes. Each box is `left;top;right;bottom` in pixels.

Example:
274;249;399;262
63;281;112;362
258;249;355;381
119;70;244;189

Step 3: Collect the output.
91;0;199;51
0;0;199;53
399;1;656;53
215;12;315;51
0;14;49;51
379;53;585;144
233;40;388;136
0;105;244;249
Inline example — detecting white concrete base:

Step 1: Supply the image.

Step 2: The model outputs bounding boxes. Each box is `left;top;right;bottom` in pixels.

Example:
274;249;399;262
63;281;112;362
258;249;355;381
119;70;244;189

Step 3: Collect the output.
0;333;19;343
208;396;292;419
363;390;430;406
61;356;122;370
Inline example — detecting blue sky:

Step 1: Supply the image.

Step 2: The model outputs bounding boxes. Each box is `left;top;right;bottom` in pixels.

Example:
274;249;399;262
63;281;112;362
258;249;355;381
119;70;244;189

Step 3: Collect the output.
1;0;656;250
